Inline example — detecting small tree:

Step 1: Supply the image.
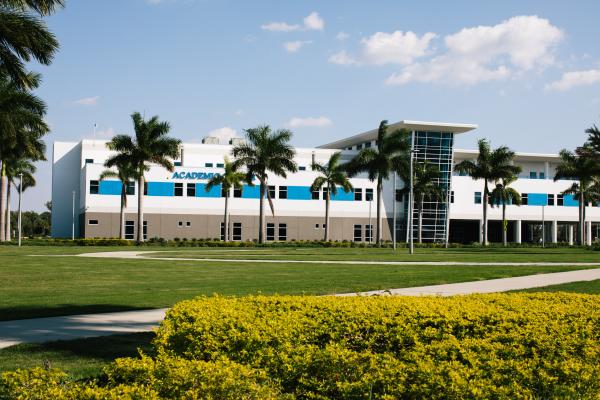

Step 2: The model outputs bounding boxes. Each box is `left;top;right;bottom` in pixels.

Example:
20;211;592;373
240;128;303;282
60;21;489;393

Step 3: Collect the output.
99;159;137;240
490;176;522;246
205;158;245;242
310;152;353;241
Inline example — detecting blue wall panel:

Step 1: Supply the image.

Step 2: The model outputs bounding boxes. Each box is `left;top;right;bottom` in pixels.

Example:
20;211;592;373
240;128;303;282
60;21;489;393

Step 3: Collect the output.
242;185;261;199
527;193;547;206
563;194;579;207
196;183;221;198
331;189;354;201
288;186;312;200
98;180;122;195
147;182;174;197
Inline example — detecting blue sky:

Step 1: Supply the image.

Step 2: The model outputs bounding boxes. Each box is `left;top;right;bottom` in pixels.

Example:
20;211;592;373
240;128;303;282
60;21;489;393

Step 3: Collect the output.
19;0;600;210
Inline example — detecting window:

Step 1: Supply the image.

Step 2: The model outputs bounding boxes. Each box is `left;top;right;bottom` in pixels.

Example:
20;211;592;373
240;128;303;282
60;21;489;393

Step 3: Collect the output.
126;181;135;195
530;171;537;179
365;188;373;201
233;222;242;241
354;188;363;201
266;223;275;241
395;189;402;202
174;183;183;196
279;186;288;199
314;223;320;229
268;185;276;199
174;161;182;166
278;223;287;241
522;193;528;205
322;224;326;229
539;172;545;179
178;221;183;227
88;219;98;225
234;187;242;198
85;158;94;164
312;189;320;200
205;163;213;167
143;221;147;240
548;194;555;206
474;192;482;204
356;144;363;150
365;141;372;148
322;187;328;199
347;147;352;150
353;224;362;242
217;163;224;168
187;183;196;197
220;223;225;241
450;191;455;204
144;182;148;195
557;194;564;206
125;221;134;240
299;166;306;171
90;180;99;194
365;225;373;242
186;221;191;227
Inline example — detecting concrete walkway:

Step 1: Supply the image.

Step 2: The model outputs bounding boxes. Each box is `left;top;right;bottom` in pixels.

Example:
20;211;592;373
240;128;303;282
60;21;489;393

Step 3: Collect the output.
1;268;599;349
73;251;600;266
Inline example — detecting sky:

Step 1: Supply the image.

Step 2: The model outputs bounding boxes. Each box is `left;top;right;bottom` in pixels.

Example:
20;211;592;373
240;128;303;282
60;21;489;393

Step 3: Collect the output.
16;0;600;211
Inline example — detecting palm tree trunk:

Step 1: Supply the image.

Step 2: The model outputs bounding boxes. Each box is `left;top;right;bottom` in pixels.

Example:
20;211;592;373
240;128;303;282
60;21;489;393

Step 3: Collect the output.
324;189;330;241
502;204;507;246
418;198;423;244
5;182;11;241
376;177;382;246
137;175;145;242
482;181;488;246
582;197;587;245
579;196;584;246
0;162;6;242
258;181;265;244
224;192;229;242
119;184;126;240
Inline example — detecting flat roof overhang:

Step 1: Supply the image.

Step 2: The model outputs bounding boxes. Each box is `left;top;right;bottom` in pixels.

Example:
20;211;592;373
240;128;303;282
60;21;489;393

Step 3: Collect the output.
318;120;478;149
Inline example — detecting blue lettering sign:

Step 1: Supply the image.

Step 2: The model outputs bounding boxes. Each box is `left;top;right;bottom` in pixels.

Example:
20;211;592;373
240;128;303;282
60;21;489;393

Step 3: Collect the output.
171;171;221;180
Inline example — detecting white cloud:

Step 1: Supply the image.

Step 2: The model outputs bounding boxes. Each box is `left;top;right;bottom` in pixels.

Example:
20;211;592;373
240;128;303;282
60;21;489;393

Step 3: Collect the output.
386;15;564;86
360;30;437;65
545;69;600;91
206;127;240;144
283;40;312;53
336;31;349;41
328;50;356;65
286;116;332;128
262;11;324;32
303;12;324;31
73;96;99;106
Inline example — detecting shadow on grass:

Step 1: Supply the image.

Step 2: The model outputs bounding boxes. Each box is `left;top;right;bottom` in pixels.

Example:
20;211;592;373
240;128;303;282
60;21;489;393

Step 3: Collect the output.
0;304;155;322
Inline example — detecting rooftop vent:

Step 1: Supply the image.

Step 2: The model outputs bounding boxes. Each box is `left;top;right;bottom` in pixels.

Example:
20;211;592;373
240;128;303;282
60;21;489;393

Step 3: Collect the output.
229;137;245;146
202;136;219;144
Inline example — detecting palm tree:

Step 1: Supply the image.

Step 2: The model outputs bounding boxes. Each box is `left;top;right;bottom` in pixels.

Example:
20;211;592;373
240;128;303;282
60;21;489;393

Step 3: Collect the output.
106;112;180;242
99;159;137;240
0;0;63;88
205;157;245;242
232;125;297;243
397;161;445;243
345;120;410;245
310;152;353;241
455;139;520;245
490;176;522;246
5;157;36;240
554;149;599;245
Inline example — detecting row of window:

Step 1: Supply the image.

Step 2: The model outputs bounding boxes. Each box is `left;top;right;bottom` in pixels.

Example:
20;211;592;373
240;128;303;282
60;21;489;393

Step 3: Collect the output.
474;192;570;206
220;223;242;241
353;224;374;242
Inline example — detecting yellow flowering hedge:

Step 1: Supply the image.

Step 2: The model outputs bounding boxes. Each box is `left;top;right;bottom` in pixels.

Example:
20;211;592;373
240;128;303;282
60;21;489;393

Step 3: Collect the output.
2;293;599;399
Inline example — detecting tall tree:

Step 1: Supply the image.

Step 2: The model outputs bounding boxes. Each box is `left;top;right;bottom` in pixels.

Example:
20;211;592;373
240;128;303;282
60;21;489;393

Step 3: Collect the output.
455;139;520;245
554;149;599;245
232;125;297;243
398;161;445;243
0;0;63;88
205;157;245;242
490;175;522;246
99;159;137;240
345;120;410;245
6;157;36;240
106;112;180;242
310;152;353;241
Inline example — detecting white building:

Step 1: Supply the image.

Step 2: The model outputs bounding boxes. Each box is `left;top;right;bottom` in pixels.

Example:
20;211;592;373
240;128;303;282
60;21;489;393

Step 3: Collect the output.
51;121;600;243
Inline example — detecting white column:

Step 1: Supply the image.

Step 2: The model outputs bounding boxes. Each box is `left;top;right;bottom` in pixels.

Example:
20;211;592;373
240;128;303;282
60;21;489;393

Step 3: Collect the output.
586;221;592;246
551;220;558;243
478;219;483;244
515;220;521;244
568;225;574;246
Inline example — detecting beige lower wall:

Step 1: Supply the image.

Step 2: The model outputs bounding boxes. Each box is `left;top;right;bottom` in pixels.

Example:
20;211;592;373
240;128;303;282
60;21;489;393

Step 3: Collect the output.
82;212;394;242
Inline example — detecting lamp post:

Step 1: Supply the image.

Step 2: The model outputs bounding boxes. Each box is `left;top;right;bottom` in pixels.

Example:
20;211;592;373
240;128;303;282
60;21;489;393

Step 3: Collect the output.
71;190;75;240
18;173;22;247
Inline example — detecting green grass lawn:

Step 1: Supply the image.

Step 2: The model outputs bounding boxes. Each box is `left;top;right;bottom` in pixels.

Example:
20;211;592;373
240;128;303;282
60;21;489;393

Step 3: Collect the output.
516;279;600;294
0;245;599;321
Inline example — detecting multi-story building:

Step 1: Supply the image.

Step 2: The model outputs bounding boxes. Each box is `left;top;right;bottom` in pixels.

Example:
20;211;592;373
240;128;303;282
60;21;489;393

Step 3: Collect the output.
51;120;600;244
